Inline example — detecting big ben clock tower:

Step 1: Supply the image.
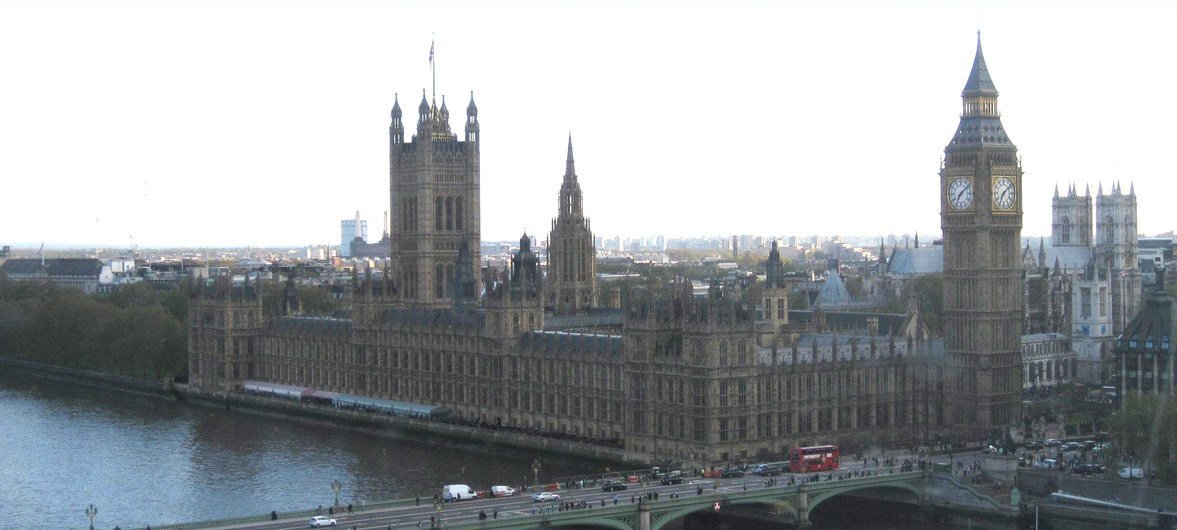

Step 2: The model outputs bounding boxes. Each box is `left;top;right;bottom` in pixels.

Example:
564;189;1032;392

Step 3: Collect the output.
940;34;1023;437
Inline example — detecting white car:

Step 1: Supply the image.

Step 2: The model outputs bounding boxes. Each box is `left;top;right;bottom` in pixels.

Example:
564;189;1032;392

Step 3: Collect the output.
1119;467;1144;479
309;516;337;527
532;492;560;503
491;485;517;497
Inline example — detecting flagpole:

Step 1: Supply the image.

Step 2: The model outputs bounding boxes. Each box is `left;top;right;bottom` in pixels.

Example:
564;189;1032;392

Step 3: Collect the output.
431;33;436;104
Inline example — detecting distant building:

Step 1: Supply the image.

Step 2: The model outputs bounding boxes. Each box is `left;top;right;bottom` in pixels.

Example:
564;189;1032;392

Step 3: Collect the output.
340;211;369;258
0;258;112;294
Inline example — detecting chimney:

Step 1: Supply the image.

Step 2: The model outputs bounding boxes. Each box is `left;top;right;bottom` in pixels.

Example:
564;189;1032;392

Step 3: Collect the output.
383;210;390;236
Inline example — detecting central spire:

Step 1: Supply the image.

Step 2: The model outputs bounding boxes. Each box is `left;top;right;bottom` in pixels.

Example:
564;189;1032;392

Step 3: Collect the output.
963;32;998;97
565;133;576;182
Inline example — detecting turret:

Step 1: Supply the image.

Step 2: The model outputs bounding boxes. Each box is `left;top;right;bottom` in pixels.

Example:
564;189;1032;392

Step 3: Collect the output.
390;93;404;144
465;91;479;142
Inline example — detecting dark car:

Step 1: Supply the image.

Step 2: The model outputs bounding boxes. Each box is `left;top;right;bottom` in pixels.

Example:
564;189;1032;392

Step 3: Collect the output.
1075;464;1104;476
1062;442;1081;452
721;469;745;478
660;476;684;485
602;481;628;492
1025;441;1044;450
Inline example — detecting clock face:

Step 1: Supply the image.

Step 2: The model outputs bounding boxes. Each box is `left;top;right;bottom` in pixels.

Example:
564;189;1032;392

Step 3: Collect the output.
992;176;1016;211
947;177;973;210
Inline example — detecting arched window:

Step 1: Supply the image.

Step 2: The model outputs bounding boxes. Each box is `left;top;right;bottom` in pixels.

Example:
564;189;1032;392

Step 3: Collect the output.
445;197;453;230
435;196;444;230
455;197;464;231
435;263;445;299
444;263;454;299
1104;216;1115;243
1058;216;1071;244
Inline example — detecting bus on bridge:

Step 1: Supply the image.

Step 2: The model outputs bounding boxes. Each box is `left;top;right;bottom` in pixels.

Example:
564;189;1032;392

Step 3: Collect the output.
789;444;840;472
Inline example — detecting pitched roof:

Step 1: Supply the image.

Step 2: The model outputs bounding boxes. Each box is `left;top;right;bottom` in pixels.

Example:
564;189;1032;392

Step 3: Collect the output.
886;246;944;275
963;34;999;96
0;258;104;277
1115;285;1174;355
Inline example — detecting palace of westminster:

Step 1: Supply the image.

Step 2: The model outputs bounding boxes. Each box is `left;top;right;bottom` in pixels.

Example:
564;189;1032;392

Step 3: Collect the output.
187;38;1148;463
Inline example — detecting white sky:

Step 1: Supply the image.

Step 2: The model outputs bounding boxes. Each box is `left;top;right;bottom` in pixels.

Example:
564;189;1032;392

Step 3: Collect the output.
1;1;1174;248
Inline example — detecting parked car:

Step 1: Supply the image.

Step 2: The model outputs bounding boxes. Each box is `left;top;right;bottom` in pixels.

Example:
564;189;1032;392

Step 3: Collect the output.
1081;440;1097;451
660;476;684;485
721;468;745;478
1025;441;1044;450
1119;467;1144;480
602;481;628;492
491;485;517;497
308;516;337;528
1044;439;1062;447
532;492;560;502
1061;442;1081;452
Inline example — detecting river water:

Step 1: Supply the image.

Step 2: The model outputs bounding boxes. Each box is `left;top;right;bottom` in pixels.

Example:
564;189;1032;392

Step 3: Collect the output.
0;374;610;529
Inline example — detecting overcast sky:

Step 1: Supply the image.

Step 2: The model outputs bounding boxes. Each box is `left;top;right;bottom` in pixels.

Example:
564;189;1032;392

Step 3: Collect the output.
1;1;1174;248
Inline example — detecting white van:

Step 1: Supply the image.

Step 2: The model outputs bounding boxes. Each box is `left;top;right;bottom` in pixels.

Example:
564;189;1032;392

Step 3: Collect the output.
491;485;516;497
441;484;477;501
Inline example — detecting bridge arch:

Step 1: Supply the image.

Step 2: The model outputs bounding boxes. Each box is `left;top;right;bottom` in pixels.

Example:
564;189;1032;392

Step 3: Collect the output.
807;481;922;514
650;497;795;530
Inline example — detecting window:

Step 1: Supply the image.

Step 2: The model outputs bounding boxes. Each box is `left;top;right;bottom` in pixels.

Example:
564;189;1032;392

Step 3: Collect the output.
1080;287;1092;318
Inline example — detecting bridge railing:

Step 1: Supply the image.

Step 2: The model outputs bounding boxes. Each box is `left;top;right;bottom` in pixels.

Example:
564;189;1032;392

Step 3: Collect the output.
122;497;420;530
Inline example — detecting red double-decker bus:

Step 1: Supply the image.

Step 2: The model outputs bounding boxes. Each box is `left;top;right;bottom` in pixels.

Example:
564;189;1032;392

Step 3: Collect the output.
789;445;840;472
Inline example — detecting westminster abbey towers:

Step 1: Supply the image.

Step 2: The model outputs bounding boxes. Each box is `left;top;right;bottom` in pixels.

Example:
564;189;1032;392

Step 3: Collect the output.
389;92;481;309
547;135;597;315
940;36;1023;434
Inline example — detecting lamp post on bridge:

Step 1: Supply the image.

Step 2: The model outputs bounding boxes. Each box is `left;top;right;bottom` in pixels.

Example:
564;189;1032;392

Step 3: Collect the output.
332;479;342;507
532;458;542;487
85;504;97;530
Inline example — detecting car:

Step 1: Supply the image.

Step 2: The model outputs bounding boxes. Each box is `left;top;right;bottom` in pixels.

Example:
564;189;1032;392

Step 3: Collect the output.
1075;464;1104;476
1119;467;1144;480
983;445;998;454
532;492;560;502
1044;439;1062;447
1081;441;1097;451
721;469;745;478
1034;459;1058;470
1025;441;1044;450
1061;442;1081;452
753;464;783;476
491;485;517;497
602;481;628;492
309;516;337;527
660;476;684;485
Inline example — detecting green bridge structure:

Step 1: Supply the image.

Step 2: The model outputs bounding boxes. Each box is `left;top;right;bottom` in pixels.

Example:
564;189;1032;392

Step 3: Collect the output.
448;470;937;530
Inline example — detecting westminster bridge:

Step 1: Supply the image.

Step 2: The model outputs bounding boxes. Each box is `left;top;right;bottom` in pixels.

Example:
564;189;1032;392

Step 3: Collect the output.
145;468;1031;530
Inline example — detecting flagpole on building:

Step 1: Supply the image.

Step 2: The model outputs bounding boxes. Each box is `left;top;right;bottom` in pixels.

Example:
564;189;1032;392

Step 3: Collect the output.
430;33;436;104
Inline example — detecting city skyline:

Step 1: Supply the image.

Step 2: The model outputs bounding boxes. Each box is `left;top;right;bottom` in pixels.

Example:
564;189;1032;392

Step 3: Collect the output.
2;1;1175;247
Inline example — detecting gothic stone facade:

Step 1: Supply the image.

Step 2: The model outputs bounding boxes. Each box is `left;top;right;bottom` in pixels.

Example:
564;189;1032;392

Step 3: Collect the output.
546;135;597;315
939;36;1023;435
188;43;1016;461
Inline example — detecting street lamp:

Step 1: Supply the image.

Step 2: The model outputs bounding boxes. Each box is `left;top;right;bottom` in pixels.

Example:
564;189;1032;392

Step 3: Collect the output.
85;504;97;530
532;458;541;487
332;479;342;507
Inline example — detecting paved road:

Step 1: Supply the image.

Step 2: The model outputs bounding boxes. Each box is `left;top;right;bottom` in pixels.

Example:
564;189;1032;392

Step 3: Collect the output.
212;460;902;530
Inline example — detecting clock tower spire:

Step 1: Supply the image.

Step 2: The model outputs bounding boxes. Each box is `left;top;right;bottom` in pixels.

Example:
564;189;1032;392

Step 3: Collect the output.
939;33;1023;438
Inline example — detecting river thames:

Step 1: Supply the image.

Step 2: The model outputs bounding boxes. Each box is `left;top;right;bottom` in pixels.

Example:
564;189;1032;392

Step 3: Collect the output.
0;374;612;529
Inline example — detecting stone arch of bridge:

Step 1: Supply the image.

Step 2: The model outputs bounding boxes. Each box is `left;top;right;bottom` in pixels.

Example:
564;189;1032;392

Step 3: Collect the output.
539;516;635;530
650;497;794;530
806;482;922;514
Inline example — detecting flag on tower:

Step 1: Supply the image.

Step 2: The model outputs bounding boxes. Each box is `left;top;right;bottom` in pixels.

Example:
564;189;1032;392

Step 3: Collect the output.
429;39;435;64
